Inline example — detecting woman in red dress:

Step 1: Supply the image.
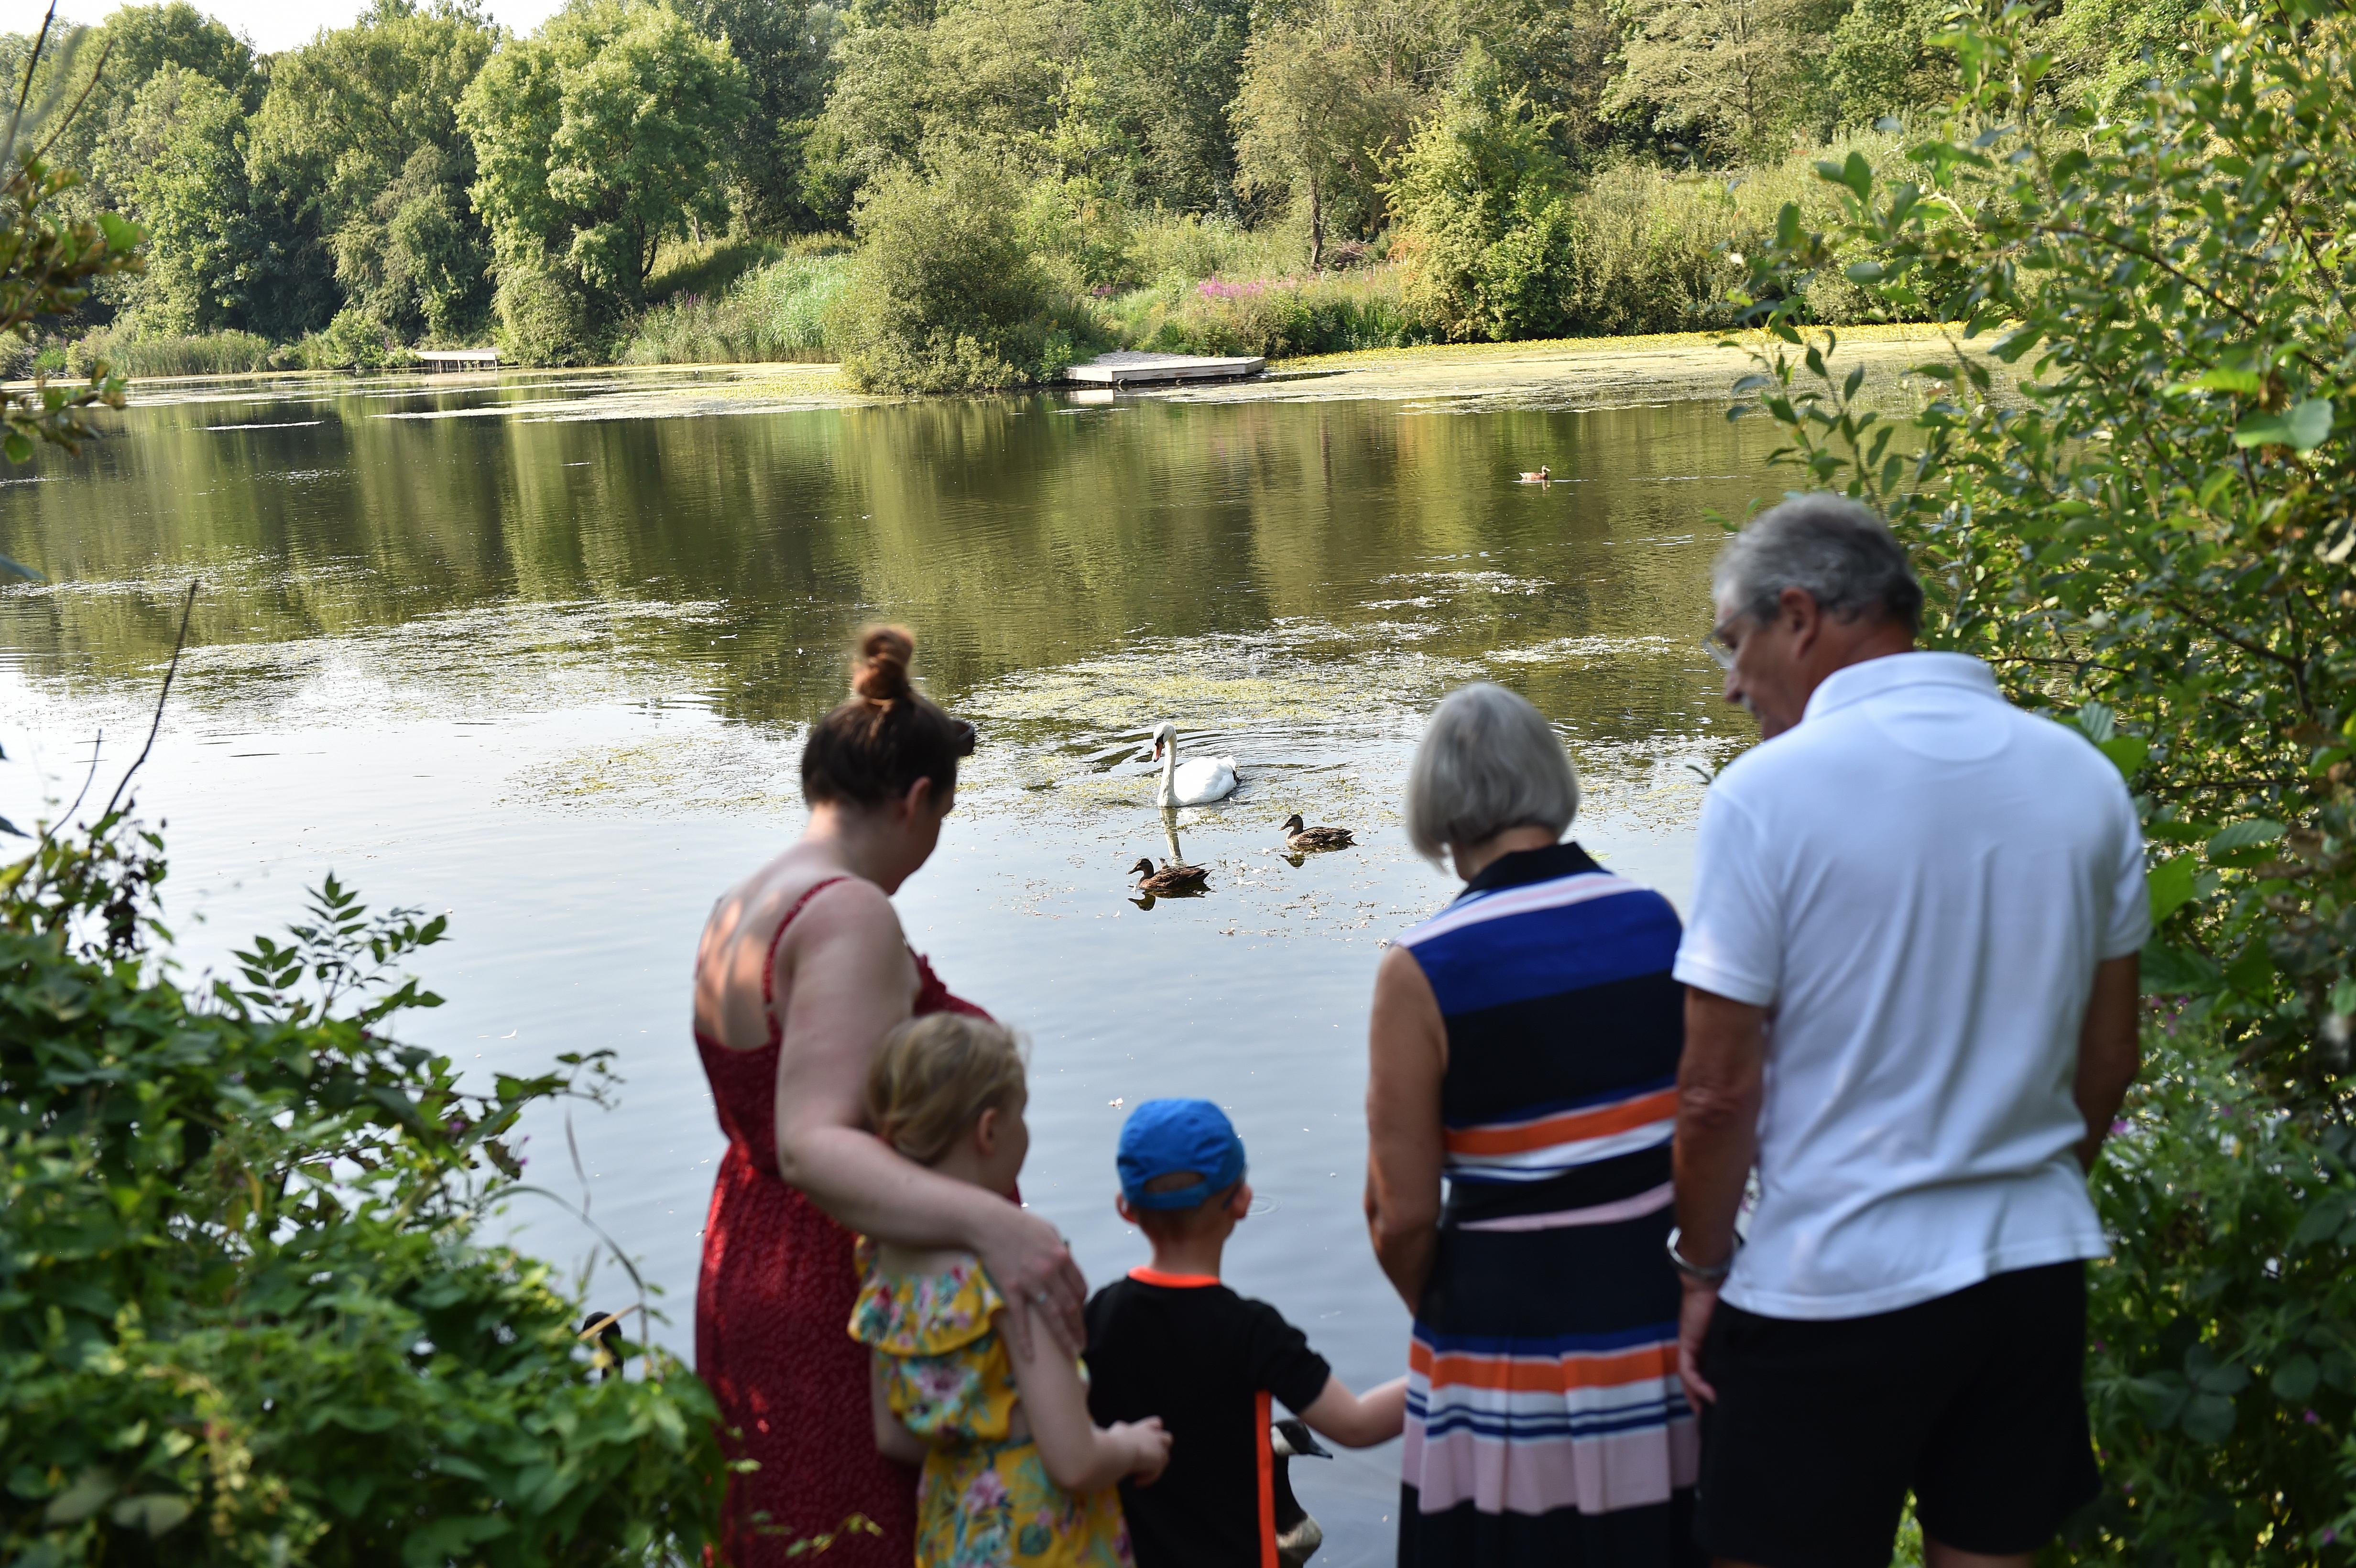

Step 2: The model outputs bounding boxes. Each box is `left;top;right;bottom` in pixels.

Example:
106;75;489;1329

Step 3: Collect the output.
692;626;1086;1566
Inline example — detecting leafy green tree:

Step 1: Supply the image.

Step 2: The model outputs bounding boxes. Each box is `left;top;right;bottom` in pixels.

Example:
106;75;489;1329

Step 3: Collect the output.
1230;16;1418;268
1731;0;2356;1553
1457;0;1625;158
1388;45;1576;339
22;2;257;328
1818;0;1951;126
1602;0;1833;160
804;0;1108;217
32;1;257;220
91;65;253;333
1088;0;1253;212
246;0;499;342
796;22;930;219
826;151;1088;389
2038;0;2203;107
677;0;846;233
334;142;489;340
461;0;750;342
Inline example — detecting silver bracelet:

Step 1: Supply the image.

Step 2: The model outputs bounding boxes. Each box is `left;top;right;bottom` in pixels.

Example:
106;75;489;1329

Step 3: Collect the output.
1666;1226;1734;1284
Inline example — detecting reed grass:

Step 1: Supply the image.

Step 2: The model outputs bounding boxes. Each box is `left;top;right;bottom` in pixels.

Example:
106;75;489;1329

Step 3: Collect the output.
65;325;279;378
620;253;855;365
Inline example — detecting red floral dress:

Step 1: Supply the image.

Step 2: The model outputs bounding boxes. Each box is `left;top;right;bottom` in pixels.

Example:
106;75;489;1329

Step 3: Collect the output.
695;876;991;1567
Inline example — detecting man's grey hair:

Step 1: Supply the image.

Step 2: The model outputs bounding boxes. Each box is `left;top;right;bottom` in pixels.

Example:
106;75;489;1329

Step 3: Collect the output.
1406;683;1580;862
1713;493;1923;635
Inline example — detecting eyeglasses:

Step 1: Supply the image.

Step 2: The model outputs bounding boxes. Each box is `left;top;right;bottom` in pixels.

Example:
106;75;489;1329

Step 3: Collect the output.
1705;630;1738;671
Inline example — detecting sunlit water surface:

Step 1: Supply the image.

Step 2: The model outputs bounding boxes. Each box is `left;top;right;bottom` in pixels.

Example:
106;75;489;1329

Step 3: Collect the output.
0;367;1780;1561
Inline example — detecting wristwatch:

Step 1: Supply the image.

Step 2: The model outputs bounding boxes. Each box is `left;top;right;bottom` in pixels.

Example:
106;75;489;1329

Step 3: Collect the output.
1666;1226;1735;1284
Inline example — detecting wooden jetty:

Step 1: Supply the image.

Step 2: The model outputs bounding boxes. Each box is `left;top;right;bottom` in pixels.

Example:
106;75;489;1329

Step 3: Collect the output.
415;348;500;370
1063;350;1263;387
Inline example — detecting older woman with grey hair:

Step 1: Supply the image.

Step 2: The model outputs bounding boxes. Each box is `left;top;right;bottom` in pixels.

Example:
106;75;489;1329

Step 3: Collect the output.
1366;682;1702;1568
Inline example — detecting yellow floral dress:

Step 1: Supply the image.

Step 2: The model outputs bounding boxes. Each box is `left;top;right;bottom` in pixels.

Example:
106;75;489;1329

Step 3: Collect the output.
849;1240;1133;1568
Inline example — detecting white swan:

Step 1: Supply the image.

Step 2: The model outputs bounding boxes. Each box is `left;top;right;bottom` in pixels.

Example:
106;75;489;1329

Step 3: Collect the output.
1151;720;1238;806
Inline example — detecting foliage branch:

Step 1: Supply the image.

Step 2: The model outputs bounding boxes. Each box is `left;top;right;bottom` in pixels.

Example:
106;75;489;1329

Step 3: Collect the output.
1723;0;2356;1556
0;15;143;580
0;797;727;1566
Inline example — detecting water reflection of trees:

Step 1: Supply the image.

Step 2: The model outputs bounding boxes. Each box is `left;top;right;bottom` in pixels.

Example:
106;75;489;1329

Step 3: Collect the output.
0;387;1774;746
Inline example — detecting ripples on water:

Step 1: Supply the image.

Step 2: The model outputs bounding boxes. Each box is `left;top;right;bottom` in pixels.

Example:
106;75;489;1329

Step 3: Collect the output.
0;367;1780;1561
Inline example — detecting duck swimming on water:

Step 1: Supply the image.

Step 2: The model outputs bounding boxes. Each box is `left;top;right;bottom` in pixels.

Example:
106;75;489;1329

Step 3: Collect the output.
1280;814;1355;851
1130;856;1209;894
1517;464;1551;484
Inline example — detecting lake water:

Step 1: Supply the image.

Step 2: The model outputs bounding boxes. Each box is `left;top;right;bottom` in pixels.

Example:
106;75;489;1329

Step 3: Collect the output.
0;366;1779;1562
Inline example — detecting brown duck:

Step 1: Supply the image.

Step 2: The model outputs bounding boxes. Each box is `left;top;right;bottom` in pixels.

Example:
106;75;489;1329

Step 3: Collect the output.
1130;856;1210;894
1280;814;1355;852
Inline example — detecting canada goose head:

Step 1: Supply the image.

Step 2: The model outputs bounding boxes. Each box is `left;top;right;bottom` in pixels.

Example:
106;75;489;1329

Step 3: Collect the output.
1129;857;1156;878
1282;814;1305;833
1149;720;1176;761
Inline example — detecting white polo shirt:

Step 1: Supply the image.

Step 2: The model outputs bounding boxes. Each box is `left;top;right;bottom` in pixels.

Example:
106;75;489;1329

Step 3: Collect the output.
1673;652;2148;1320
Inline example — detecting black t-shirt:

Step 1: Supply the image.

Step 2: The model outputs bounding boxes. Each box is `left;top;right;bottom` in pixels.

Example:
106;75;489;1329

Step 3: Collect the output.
1084;1270;1332;1568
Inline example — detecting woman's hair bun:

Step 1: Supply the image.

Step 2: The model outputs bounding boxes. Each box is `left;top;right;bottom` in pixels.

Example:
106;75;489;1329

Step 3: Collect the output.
851;624;915;704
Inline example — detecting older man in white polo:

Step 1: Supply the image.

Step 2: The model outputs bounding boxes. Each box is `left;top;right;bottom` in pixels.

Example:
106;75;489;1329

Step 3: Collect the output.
1669;495;2145;1568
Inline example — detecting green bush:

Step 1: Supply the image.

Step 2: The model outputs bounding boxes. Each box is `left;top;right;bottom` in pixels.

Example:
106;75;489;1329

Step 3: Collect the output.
0;806;726;1566
2084;1020;2356;1556
620;253;851;364
493;262;608;366
279;305;406;371
1737;0;2356;1556
1389;112;1906;341
827;155;1095;392
1388;47;1581;342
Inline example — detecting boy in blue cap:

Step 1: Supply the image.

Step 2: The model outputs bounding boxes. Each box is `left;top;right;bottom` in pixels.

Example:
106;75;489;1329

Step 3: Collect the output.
1084;1098;1405;1568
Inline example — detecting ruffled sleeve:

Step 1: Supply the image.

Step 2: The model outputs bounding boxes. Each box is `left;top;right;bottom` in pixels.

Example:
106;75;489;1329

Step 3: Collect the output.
848;1242;1006;1356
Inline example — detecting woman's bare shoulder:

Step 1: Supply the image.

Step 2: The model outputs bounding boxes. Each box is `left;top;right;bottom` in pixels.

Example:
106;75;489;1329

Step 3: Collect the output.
783;873;902;948
1375;938;1433;990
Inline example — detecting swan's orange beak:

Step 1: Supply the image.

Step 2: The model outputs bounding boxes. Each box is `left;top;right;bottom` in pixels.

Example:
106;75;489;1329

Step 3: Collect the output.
1152;740;1164;760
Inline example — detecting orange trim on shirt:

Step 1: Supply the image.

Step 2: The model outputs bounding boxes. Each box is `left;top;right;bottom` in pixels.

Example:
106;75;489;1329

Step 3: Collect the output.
1128;1265;1222;1288
1442;1088;1679;1157
1255;1388;1276;1568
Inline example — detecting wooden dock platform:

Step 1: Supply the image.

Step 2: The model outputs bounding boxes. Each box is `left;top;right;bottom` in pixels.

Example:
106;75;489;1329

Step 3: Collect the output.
1063;350;1264;386
415;348;500;370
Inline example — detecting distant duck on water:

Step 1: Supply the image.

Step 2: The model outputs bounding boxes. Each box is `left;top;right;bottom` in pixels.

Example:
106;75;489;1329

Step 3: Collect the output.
1517;464;1551;483
1151;720;1239;807
1130;856;1209;894
1280;814;1355;852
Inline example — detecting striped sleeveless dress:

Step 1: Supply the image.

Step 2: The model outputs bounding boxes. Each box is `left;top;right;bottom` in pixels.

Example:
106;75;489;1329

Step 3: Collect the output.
1395;841;1702;1568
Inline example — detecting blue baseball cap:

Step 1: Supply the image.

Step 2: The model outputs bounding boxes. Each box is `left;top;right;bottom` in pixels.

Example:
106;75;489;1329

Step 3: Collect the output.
1117;1099;1247;1210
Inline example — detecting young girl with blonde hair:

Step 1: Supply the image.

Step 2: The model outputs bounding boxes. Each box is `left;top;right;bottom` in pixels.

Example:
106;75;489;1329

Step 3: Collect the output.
851;1013;1170;1567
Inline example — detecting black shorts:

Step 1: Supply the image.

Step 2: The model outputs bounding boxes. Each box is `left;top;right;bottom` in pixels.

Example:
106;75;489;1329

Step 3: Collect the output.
1694;1261;2099;1568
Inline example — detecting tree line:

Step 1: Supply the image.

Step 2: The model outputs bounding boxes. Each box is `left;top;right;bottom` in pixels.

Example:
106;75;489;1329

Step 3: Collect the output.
14;0;2200;380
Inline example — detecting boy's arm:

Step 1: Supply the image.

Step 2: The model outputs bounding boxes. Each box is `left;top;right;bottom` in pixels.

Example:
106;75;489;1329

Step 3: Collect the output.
1297;1373;1408;1448
870;1352;929;1465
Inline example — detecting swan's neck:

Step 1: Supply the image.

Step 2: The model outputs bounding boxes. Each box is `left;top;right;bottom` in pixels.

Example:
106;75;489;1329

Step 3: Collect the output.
1158;738;1178;797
